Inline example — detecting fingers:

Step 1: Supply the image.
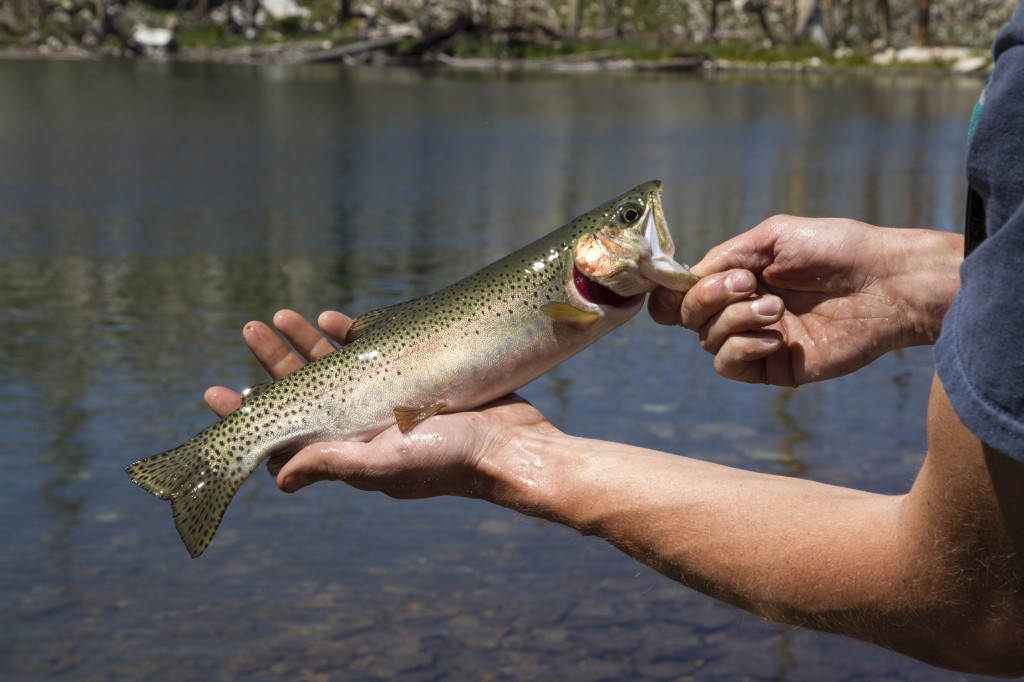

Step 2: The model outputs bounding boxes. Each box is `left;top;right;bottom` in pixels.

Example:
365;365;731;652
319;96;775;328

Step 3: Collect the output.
648;287;686;325
688;272;785;383
243;319;306;380
650;268;790;386
205;386;242;418
680;270;759;331
651;269;763;329
276;441;348;493
700;294;784;353
316;310;354;345
274;397;548;496
272;309;339;362
276;434;411;496
205;309;350;419
712;330;785;384
243;309;347;381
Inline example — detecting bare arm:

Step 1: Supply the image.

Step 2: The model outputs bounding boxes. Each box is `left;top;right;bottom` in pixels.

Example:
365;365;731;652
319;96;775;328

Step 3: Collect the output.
208;309;1024;676
473;375;1024;675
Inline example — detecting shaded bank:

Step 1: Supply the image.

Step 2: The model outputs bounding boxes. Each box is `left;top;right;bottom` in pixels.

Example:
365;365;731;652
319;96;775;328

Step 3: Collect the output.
0;0;1011;74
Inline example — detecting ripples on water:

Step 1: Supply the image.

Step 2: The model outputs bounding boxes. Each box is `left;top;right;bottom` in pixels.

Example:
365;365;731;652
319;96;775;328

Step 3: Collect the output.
0;59;984;680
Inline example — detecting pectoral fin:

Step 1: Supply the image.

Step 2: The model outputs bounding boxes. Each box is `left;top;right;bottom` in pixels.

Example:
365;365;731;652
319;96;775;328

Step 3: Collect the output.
541;302;600;330
394;402;447;433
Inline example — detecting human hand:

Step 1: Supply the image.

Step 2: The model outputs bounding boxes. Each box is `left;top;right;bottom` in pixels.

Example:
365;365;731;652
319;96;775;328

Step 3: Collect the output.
205;310;556;499
649;216;961;386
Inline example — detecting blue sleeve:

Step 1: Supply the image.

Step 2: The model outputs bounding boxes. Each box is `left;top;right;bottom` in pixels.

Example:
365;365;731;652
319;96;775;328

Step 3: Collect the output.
934;2;1024;461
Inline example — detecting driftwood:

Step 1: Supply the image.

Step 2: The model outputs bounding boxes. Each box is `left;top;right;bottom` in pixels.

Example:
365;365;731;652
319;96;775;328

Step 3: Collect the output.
283;34;409;64
434;53;706;73
395;11;475;58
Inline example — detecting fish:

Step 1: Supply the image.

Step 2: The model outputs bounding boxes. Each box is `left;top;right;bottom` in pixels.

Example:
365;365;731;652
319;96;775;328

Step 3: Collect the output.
125;180;698;558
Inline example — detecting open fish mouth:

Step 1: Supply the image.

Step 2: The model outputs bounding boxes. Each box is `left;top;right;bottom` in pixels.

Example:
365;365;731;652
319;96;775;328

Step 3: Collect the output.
571;263;643;307
572;181;699;300
636;189;699;292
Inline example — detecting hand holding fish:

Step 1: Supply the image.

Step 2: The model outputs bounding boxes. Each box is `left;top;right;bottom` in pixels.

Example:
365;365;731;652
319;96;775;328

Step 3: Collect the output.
649;216;963;387
194;216;1024;678
129;181;698;558
205;309;553;499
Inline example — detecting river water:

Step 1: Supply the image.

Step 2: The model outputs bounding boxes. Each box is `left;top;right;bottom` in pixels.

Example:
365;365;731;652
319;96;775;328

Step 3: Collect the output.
0;59;987;680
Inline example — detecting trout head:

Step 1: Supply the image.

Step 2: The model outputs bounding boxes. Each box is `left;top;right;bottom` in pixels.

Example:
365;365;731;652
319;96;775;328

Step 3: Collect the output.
573;180;698;300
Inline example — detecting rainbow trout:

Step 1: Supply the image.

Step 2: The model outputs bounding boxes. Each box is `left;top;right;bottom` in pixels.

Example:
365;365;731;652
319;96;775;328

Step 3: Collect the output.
126;180;697;557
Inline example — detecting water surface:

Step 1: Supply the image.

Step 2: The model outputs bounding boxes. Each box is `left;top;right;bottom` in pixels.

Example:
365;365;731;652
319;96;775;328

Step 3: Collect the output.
0;59;986;680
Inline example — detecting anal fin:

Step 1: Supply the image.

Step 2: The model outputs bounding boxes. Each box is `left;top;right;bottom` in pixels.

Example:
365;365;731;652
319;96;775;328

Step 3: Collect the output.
394;403;447;433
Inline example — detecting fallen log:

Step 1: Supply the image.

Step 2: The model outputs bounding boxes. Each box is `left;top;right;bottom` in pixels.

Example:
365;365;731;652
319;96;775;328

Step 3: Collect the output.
282;34;411;64
396;12;474;58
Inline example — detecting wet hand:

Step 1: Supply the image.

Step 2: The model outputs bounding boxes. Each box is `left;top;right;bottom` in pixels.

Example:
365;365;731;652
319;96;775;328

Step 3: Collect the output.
274;396;553;500
651;267;788;384
649;216;944;386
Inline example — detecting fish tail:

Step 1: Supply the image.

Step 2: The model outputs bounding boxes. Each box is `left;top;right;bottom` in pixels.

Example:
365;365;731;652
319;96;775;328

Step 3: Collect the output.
125;421;247;558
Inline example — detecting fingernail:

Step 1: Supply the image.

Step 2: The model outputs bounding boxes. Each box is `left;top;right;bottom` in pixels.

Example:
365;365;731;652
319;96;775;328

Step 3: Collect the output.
282;473;309;493
752;297;781;317
725;271;753;294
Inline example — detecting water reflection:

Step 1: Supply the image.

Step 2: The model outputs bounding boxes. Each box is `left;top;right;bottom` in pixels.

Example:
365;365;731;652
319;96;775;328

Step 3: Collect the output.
0;59;981;680
770;389;811;477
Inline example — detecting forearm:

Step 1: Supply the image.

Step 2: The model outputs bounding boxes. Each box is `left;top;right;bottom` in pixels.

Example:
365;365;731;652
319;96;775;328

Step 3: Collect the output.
482;432;908;623
476;408;1022;674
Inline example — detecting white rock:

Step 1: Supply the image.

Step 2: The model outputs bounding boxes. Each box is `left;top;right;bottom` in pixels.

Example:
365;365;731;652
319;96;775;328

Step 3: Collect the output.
133;25;174;49
952;55;990;74
261;0;310;21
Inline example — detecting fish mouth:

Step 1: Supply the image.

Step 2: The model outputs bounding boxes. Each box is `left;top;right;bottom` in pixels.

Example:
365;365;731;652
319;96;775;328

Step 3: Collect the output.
572;264;643;307
570;180;696;304
643;197;670;258
637;188;699;292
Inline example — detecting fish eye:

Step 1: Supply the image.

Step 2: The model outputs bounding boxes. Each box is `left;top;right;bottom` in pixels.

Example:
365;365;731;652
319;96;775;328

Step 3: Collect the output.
618;202;643;224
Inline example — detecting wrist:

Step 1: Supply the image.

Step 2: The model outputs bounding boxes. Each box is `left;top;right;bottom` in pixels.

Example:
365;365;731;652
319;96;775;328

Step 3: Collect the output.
885;228;962;347
473;427;678;540
473;426;581;517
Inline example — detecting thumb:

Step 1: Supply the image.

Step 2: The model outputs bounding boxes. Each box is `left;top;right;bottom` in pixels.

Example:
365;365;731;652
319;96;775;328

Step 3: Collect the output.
276;441;358;493
691;222;778;277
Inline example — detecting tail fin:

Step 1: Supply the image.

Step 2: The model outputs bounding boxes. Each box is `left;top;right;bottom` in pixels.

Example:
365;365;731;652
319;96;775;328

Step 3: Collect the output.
126;422;248;558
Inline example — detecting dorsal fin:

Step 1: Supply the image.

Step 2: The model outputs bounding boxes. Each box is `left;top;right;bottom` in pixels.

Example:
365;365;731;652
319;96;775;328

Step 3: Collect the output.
240;382;272;405
345;302;411;343
348;303;403;342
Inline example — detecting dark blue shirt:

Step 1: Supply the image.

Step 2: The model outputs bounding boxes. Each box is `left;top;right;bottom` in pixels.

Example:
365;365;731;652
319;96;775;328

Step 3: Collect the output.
935;2;1024;461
